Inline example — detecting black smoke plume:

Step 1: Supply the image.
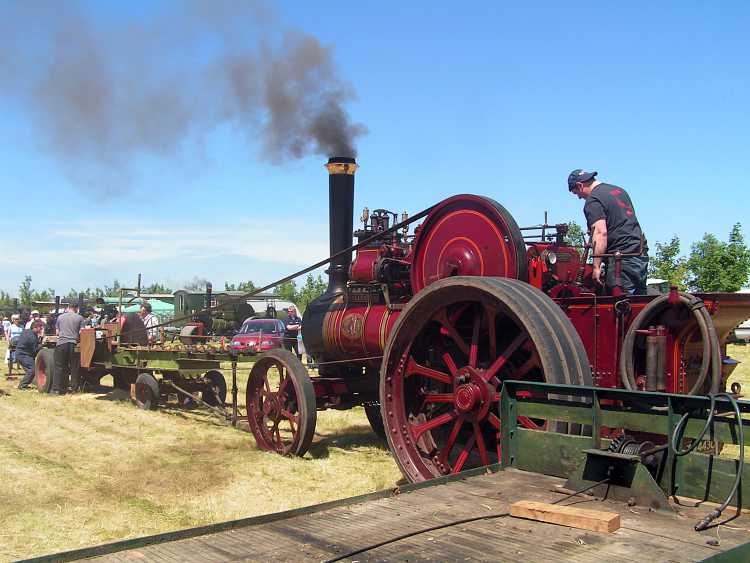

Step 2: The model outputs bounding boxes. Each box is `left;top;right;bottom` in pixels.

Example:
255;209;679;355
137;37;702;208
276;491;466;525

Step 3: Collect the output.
0;1;365;195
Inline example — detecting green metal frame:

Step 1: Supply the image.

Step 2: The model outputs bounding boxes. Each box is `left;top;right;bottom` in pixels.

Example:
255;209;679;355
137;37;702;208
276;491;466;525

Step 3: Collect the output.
500;381;750;508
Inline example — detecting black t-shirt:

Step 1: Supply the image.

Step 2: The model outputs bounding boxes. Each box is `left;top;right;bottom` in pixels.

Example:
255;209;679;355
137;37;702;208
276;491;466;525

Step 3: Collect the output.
583;183;647;255
284;315;302;338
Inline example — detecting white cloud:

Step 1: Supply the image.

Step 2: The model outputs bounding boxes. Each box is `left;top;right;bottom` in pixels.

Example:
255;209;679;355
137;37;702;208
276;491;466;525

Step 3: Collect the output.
1;217;329;292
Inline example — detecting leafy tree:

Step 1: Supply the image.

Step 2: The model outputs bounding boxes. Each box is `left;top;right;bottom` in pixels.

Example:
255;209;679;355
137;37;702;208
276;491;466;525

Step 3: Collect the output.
686;224;750;292
564;221;587;249
19;275;33;307
274;280;297;303
224;280;257;293
104;280;121;296
0;291;13;307
295;274;327;313
724;223;750;291
143;282;172;294
648;235;688;289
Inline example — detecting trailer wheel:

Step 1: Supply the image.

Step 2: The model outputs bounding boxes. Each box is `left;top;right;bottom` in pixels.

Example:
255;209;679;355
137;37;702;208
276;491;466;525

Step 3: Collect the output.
134;373;159;410
380;276;592;483
246;349;316;456
202;370;227;406
34;348;55;393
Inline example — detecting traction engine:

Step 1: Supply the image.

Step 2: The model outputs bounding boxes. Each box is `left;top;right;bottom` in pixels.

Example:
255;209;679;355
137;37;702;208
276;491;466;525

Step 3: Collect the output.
245;157;750;483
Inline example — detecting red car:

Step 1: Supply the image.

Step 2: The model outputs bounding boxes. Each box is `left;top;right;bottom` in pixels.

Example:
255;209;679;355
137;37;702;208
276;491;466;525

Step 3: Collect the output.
230;318;287;353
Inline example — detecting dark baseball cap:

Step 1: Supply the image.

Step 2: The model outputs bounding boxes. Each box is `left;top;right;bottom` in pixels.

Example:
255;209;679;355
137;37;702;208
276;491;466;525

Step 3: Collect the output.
567;169;598;190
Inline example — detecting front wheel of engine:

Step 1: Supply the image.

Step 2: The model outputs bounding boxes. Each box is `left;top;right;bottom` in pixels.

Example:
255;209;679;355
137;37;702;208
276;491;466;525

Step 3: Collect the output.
246;349;316;456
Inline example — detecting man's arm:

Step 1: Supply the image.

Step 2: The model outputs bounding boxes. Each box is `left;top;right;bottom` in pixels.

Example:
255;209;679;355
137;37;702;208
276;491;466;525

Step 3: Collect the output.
590;219;608;285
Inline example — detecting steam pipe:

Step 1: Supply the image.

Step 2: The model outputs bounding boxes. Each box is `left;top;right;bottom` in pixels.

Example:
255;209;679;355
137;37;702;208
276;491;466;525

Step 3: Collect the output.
326;156;357;294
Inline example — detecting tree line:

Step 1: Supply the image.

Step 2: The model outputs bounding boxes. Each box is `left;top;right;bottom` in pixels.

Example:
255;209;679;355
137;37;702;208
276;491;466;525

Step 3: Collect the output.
649;223;750;292
1;273;328;315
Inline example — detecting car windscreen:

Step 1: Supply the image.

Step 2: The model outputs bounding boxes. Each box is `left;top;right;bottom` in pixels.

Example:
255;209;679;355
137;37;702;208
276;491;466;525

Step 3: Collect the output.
240;320;280;334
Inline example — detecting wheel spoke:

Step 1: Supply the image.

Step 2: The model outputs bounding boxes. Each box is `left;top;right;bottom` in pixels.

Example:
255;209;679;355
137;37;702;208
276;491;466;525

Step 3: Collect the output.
452;433;476;474
487;413;501;430
442;353;459;377
423;393;454;403
406;357;452;385
411;411;456;440
473;422;490;466
483;331;528;382
468;306;481;368
435;309;470;356
518;416;546;430
438;415;465;465
516;354;541;379
280;409;299;425
278;374;292;396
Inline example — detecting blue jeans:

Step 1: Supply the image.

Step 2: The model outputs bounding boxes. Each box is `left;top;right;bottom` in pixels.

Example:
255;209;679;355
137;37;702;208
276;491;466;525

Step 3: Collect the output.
606;256;649;295
18;353;35;387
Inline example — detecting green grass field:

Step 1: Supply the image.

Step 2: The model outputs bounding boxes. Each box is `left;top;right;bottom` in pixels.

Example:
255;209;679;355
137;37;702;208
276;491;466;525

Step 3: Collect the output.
0;340;748;561
0;341;402;561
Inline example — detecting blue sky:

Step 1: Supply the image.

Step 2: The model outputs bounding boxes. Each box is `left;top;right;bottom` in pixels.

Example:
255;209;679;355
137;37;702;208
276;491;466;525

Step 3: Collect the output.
2;1;748;295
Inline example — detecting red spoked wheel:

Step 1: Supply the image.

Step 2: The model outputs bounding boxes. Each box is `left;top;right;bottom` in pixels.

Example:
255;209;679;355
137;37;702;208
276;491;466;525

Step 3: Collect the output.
246;349;316;456
380;277;592;483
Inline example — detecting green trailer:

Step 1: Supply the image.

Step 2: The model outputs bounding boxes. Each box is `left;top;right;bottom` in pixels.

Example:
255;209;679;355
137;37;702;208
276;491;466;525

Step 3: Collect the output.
33;322;254;417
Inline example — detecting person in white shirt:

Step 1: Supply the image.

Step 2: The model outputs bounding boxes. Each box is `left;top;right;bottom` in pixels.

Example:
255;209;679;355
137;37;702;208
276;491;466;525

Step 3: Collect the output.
25;310;42;330
140;301;158;344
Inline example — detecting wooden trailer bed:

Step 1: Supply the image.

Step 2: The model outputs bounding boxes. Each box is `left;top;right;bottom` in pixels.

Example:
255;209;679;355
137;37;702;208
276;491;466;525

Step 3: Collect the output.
27;467;750;563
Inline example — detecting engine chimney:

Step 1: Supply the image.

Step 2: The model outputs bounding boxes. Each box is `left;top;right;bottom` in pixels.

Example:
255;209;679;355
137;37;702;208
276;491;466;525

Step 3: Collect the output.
325;156;358;294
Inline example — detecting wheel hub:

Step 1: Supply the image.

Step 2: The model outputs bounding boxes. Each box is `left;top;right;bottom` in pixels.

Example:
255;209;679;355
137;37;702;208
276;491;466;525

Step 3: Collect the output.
454;384;481;413
453;367;491;419
263;392;281;418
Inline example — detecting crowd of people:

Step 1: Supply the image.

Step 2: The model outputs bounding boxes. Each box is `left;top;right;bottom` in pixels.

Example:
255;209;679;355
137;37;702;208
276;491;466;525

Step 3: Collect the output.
2;299;162;393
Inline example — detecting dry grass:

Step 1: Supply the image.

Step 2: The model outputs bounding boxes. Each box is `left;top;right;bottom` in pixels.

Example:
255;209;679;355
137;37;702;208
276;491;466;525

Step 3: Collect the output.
0;341;402;562
1;341;749;561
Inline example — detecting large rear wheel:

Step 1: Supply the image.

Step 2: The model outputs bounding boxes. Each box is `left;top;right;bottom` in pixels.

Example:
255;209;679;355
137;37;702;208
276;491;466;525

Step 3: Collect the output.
246;349;316;456
380;277;592;483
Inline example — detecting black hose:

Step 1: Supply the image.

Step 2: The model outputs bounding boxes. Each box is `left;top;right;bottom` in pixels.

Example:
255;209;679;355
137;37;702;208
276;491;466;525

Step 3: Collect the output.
669;392;744;531
619;293;720;395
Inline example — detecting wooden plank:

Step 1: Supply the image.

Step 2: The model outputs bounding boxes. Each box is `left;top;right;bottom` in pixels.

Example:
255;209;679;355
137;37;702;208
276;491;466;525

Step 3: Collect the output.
510;500;621;533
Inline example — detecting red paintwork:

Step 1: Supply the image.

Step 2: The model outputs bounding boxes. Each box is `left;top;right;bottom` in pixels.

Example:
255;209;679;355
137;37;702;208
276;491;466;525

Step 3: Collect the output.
349;248;380;283
313;194;750;402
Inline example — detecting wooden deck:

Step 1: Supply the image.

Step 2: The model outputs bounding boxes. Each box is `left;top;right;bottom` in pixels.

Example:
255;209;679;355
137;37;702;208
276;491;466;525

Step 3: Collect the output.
65;468;749;562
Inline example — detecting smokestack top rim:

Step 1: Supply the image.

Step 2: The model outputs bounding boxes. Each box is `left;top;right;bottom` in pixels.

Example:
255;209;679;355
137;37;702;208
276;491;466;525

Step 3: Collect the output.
327;156;356;164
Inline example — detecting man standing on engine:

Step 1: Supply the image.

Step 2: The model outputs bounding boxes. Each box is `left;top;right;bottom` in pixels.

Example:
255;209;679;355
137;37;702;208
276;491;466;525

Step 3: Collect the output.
568;169;648;295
